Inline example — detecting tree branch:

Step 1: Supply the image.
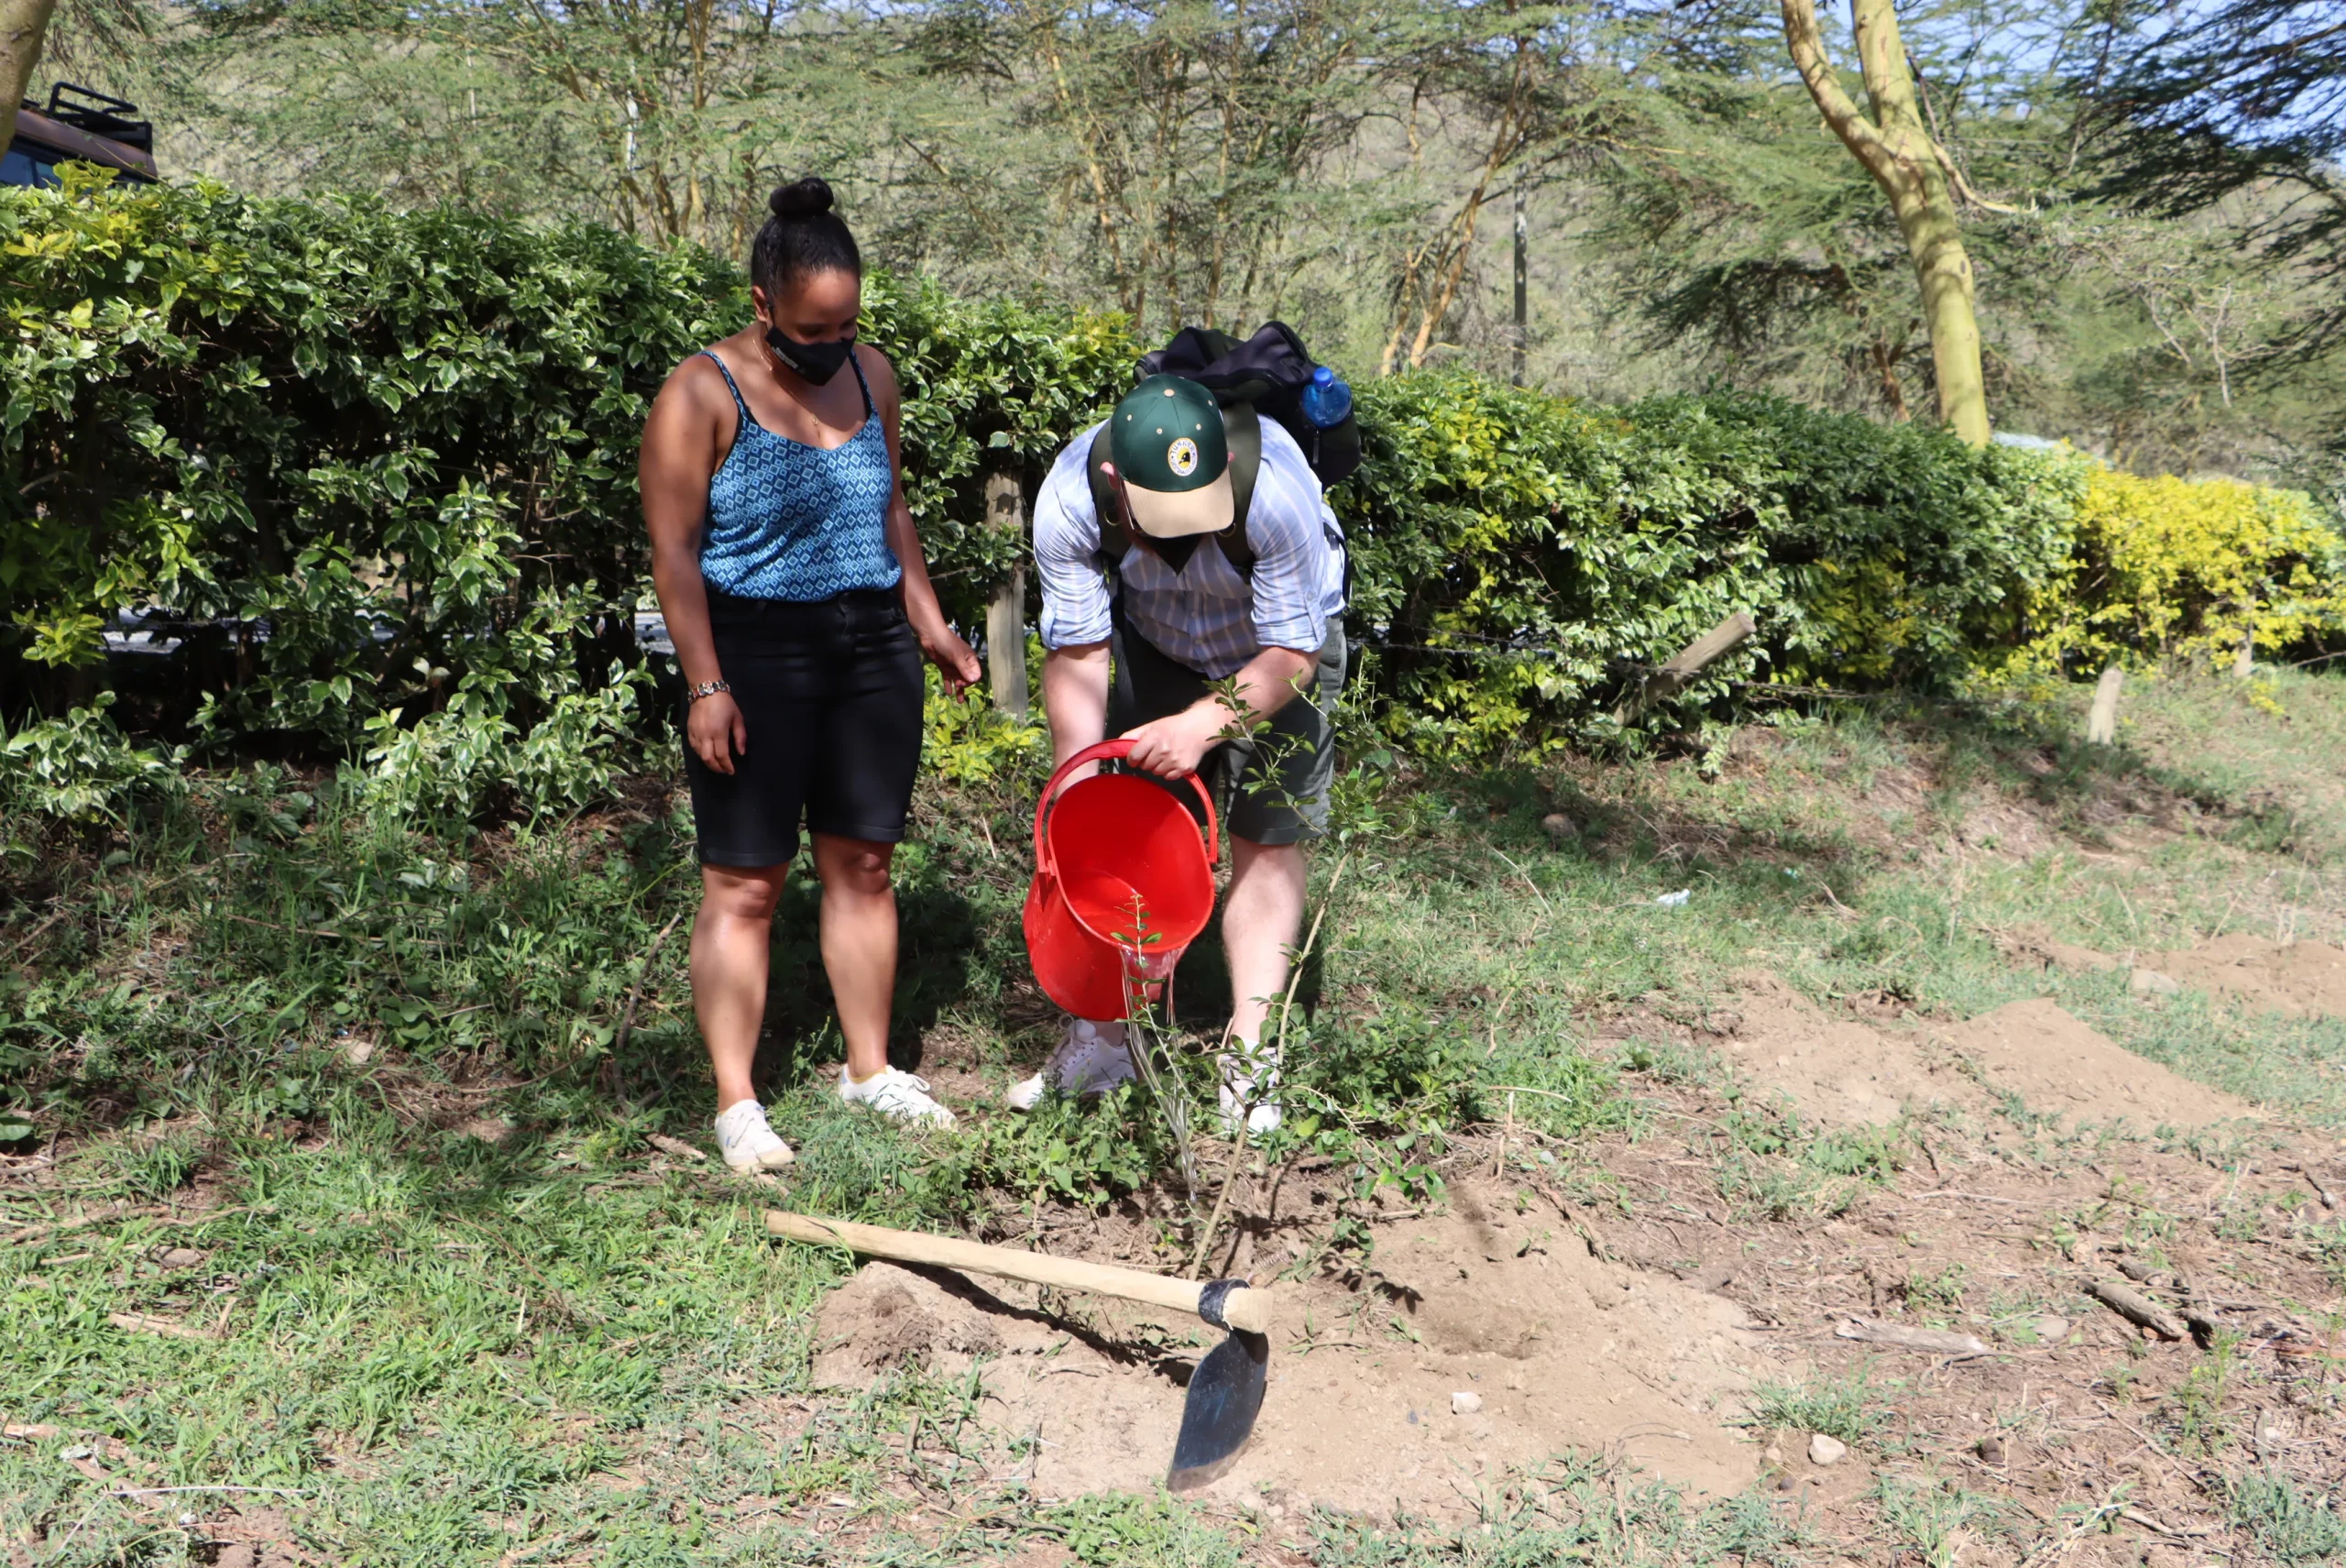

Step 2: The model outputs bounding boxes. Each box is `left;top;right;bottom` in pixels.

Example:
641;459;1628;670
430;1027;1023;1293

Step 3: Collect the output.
1779;0;1894;181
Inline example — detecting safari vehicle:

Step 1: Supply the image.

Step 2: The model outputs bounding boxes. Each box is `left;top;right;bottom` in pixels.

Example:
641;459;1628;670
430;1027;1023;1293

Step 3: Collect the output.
4;81;156;188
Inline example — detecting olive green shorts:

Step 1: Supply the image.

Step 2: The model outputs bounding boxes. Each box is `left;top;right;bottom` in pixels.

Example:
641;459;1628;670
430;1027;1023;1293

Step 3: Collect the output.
1108;612;1346;848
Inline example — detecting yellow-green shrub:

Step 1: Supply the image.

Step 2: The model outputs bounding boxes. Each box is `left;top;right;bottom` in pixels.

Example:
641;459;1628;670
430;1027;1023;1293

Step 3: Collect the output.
2017;466;2346;672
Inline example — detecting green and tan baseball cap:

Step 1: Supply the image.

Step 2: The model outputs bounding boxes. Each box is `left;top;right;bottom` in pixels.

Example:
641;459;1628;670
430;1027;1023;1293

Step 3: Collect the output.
1108;375;1232;538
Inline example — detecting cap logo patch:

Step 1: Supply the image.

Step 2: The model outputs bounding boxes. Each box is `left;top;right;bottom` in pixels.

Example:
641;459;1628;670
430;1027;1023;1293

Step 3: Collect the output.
1167;437;1199;477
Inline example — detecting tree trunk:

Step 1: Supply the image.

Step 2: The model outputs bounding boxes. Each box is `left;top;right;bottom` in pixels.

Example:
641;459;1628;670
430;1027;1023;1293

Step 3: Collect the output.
984;471;1029;719
1;0;59;153
1780;0;1990;445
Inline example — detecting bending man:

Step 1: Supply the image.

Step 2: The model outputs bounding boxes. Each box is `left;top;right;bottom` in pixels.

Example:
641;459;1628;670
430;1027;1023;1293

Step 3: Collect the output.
1009;374;1346;1135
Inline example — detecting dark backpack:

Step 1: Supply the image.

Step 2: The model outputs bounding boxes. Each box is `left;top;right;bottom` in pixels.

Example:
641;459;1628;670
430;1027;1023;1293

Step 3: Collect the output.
1086;322;1360;581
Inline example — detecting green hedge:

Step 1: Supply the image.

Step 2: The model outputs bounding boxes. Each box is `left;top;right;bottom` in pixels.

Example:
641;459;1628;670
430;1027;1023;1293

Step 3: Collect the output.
0;174;1134;758
3;175;2121;774
1343;378;2085;754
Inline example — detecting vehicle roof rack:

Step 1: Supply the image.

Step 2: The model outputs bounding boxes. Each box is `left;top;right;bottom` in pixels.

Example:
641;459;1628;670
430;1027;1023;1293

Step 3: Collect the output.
31;81;152;153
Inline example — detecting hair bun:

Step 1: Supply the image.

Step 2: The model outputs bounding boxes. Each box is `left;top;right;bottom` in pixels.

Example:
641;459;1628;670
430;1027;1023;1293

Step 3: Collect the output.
770;177;836;222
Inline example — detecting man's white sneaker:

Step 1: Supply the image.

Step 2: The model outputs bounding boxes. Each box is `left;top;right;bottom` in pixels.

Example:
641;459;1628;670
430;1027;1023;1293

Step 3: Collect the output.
1218;1041;1281;1136
839;1066;958;1127
1005;1018;1136;1111
713;1100;795;1171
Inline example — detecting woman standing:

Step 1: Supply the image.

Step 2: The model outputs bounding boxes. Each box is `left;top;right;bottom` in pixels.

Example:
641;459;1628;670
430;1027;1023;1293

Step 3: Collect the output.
641;177;981;1171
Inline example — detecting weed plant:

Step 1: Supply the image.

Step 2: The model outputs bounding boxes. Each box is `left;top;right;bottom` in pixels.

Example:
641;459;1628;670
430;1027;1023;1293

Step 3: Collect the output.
2231;1471;2346;1563
1743;1365;1896;1447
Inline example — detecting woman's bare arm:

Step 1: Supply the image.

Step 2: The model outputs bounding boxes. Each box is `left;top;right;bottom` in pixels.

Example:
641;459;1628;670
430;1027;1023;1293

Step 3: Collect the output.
641;357;747;771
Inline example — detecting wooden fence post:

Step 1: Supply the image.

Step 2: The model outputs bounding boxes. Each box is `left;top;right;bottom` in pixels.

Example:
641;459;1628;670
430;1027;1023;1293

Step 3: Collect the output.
2086;664;2123;745
1614;610;1757;724
983;471;1029;719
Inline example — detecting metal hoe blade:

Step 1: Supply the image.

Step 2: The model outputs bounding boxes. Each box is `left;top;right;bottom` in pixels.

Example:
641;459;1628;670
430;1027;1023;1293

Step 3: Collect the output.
1165;1328;1267;1491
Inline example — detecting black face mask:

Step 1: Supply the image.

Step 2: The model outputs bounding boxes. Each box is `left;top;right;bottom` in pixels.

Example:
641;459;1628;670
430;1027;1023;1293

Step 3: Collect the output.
765;325;854;386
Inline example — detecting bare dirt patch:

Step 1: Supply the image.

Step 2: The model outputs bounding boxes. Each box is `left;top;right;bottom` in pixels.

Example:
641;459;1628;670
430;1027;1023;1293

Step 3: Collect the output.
2147;936;2346;1021
809;1179;1766;1516
1716;978;2256;1135
1990;928;2346;1022
1716;973;1973;1126
1927;998;2261;1131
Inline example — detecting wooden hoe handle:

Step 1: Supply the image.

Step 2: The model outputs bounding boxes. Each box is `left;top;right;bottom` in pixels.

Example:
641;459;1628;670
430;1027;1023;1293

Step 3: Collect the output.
765;1210;1273;1334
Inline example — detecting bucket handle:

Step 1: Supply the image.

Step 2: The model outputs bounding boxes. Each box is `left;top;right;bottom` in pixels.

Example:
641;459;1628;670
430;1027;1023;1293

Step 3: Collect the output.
1034;739;1220;872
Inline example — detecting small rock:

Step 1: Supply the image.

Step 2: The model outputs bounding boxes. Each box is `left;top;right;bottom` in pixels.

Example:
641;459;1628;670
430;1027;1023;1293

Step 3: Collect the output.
1808;1433;1847;1466
2033;1315;2069;1343
1774;1474;1799;1492
2129;968;2181;996
1761;1442;1783;1465
1976;1435;2006;1465
1452;1391;1484;1415
340;1035;375;1066
1407;1409;1419;1425
1540;813;1577;840
157;1247;205;1270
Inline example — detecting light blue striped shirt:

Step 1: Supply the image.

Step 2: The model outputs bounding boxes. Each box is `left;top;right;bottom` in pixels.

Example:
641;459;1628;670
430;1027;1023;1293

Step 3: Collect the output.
1033;416;1345;678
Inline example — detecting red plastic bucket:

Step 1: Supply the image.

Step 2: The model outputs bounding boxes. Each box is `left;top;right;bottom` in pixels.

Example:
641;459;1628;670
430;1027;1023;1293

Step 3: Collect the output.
1023;739;1220;1023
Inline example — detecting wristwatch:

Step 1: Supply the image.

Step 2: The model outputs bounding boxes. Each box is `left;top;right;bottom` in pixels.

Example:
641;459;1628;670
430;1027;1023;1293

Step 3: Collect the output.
685;678;732;705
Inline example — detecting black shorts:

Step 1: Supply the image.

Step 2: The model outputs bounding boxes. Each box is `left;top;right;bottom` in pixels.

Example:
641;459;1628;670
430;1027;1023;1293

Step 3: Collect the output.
684;588;924;867
1109;609;1345;847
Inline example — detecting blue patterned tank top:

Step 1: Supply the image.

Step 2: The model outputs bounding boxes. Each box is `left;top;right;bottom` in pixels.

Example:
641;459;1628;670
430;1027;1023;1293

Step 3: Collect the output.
696;346;903;601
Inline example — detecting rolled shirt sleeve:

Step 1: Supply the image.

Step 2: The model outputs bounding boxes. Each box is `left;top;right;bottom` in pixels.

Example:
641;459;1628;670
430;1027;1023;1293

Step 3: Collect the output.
1034;426;1114;651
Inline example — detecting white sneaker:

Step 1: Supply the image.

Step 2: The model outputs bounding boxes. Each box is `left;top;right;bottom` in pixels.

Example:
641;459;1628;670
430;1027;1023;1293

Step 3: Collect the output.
1217;1040;1281;1137
839;1066;957;1127
713;1100;795;1171
1005;1018;1137;1111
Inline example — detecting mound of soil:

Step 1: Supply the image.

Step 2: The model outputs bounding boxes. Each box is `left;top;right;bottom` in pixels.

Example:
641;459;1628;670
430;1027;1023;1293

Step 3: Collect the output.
812;1263;1007;1376
1990;926;2122;973
1717;974;1972;1126
1927;999;2256;1130
807;1180;1766;1516
2146;935;2346;1020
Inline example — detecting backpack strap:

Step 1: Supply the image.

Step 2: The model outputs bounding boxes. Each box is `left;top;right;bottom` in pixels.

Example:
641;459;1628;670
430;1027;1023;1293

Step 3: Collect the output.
1217;403;1259;579
1086;424;1129;572
1086;408;1261;580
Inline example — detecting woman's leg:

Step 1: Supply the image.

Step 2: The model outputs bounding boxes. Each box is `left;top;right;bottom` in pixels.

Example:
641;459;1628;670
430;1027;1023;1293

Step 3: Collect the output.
693;861;791;1110
811;833;898;1082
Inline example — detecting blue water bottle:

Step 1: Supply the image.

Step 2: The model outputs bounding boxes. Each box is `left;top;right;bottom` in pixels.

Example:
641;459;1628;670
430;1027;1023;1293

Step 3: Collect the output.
1299;365;1353;429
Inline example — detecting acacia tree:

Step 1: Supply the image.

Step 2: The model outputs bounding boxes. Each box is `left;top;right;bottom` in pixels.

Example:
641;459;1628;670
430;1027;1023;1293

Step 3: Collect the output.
1370;0;1663;375
183;0;863;251
3;0;60;151
911;0;1381;339
1779;0;1990;442
2082;0;2344;353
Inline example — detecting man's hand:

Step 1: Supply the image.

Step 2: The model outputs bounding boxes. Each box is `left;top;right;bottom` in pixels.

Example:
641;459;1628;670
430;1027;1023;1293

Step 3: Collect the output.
688;690;748;774
1121;701;1232;778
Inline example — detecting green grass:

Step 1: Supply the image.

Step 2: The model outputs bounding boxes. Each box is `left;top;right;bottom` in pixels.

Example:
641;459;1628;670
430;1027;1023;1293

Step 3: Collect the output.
2232;1471;2346;1563
5;669;2344;1562
1741;1365;1897;1448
